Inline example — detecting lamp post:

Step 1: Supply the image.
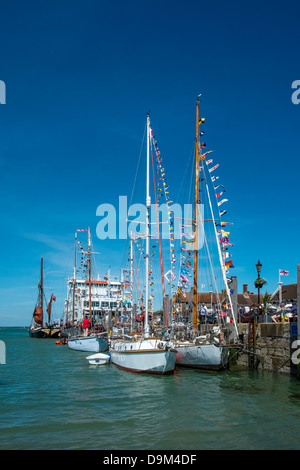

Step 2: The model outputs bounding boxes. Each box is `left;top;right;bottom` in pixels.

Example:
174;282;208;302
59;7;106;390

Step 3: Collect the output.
256;260;262;304
256;260;262;322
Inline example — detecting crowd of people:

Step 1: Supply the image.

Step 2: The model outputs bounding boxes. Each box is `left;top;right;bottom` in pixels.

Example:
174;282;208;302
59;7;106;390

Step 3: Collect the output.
70;300;298;336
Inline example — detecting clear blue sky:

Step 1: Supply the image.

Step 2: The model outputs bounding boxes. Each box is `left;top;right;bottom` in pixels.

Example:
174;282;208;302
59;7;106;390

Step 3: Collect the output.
0;0;299;326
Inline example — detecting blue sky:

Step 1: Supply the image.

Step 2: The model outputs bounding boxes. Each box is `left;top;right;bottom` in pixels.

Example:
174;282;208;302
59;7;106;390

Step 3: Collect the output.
0;0;299;326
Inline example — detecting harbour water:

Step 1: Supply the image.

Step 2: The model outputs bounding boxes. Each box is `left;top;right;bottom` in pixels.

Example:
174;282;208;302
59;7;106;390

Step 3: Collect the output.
0;327;300;450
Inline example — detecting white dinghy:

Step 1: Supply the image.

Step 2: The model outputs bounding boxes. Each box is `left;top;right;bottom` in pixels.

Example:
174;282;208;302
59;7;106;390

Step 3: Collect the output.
86;352;111;365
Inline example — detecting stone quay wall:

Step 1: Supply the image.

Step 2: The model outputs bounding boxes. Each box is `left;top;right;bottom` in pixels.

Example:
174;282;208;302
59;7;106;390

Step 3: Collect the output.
233;323;299;375
200;322;298;374
234;323;292;374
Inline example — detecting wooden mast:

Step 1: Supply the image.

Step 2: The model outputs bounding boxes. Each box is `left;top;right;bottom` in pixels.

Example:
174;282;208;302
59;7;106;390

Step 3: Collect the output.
193;98;200;332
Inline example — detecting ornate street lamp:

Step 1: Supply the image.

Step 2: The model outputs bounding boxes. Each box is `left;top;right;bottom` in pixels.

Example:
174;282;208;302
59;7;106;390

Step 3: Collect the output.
254;260;266;314
256;260;262;276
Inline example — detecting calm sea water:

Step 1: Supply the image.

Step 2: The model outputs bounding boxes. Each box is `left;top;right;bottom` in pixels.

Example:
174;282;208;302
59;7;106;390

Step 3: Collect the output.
0;327;300;450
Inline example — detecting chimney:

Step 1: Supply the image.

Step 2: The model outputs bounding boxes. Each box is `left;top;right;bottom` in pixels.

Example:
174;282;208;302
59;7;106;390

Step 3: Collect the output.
243;284;248;294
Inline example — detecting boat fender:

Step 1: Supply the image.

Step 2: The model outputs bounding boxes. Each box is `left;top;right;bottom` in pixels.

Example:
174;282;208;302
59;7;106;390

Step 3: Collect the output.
219;330;224;345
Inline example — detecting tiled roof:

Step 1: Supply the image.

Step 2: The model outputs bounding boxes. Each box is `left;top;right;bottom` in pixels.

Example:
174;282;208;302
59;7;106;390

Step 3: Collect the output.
271;284;297;301
178;291;227;304
176;283;297;308
178;290;259;306
237;292;258;306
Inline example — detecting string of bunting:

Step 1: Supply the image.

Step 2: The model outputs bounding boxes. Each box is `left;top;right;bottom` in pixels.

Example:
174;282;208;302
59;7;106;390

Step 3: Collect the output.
175;122;208;297
176;116;235;300
204;137;235;276
124;235;158;310
150;127;176;297
72;229;90;303
176;236;195;297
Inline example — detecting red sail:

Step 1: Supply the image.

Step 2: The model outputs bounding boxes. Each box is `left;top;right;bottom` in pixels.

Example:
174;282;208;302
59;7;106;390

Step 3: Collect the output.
46;295;53;324
33;306;43;325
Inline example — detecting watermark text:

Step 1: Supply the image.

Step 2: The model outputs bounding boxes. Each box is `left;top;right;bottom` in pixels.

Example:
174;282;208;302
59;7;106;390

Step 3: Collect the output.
291;80;300;104
0;340;6;364
96;196;205;247
0;80;6;104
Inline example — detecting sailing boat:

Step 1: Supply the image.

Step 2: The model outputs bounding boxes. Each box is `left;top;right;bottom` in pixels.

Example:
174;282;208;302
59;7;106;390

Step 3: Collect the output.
29;257;60;338
172;97;239;370
67;228;109;353
109;114;177;374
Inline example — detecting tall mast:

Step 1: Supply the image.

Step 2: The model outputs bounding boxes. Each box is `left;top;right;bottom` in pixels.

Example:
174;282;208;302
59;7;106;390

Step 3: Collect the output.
193;98;200;332
108;265;111;318
65;299;69;327
144;113;151;337
40;257;44;322
120;268;124;329
130;230;134;332
72;232;77;325
88;227;92;323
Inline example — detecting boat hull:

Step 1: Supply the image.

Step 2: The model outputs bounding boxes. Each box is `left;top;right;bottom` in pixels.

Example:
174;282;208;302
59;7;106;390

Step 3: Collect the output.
110;339;177;375
175;343;229;370
29;327;44;338
68;335;108;352
29;327;61;338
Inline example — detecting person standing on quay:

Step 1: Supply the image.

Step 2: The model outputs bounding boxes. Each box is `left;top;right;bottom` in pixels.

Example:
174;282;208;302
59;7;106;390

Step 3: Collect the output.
82;316;91;336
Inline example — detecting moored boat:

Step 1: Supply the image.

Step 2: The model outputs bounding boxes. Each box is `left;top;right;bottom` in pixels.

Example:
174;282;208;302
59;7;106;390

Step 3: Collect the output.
145;96;239;370
171;97;239;370
29;258;60;339
110;337;177;374
174;336;229;370
66;227;109;352
109;114;177;375
86;352;111;365
68;333;108;352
